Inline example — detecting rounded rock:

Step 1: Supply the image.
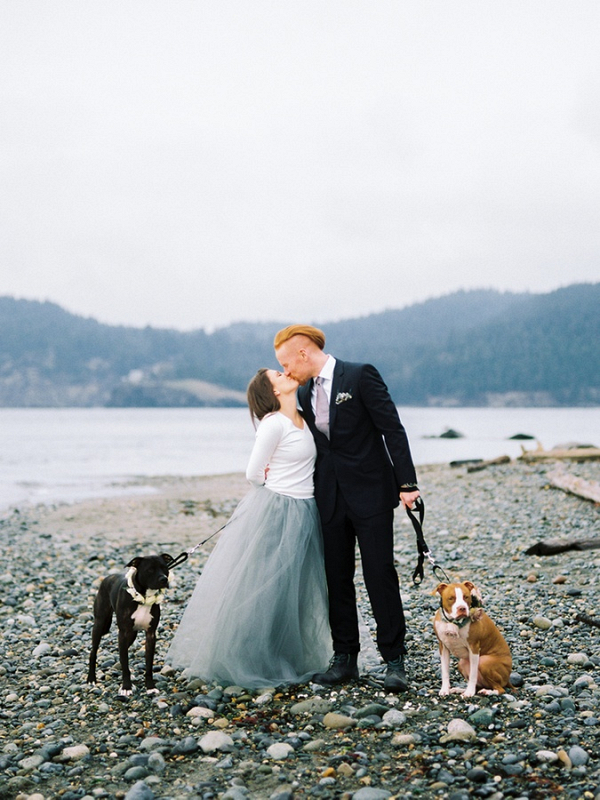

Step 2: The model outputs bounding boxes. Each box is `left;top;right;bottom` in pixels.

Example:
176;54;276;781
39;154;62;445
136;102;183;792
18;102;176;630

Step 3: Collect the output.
568;745;589;766
381;709;407;728
352;789;392;800
567;652;588;665
266;742;294;760
439;718;477;743
291;697;332;715
322;712;357;730
59;744;90;762
147;752;166;774
532;616;552;630
536;750;558;763
466;767;488;783
199;730;234;754
124;781;155;800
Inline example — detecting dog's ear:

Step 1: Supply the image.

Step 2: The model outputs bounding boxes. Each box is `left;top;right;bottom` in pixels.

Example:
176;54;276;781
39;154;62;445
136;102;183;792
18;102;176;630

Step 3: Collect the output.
464;581;483;607
126;557;142;569
160;553;175;566
432;583;448;596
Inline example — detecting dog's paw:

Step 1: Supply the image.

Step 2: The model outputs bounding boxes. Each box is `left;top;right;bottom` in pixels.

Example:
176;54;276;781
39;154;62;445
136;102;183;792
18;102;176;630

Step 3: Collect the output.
478;688;500;696
146;687;159;695
461;688;476;698
439;687;450;696
118;687;134;698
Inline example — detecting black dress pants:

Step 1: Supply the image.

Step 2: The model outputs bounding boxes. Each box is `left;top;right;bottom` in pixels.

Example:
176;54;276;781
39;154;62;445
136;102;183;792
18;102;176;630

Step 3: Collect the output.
320;490;406;662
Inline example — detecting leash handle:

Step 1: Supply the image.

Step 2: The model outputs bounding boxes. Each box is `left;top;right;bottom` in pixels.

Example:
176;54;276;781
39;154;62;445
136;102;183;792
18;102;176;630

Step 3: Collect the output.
167;519;231;571
405;497;450;585
166;552;189;569
405;497;427;585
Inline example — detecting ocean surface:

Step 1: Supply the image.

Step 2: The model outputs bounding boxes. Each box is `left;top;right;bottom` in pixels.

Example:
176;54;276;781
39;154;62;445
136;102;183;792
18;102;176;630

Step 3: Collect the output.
1;406;598;511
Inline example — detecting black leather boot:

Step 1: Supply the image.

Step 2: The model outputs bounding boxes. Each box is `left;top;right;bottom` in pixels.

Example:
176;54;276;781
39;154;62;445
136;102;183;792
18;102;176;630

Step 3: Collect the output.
383;655;408;692
312;653;359;686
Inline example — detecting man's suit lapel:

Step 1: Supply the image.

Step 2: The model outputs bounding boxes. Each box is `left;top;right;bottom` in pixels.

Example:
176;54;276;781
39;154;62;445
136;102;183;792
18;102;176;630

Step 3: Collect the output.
298;382;313;421
329;359;345;433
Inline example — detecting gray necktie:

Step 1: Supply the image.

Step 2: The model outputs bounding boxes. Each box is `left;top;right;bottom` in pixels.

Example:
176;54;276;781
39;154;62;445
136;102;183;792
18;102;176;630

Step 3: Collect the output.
314;376;330;438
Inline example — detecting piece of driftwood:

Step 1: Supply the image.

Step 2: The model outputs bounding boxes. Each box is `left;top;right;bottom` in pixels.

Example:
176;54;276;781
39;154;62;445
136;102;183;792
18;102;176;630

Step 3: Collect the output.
576;613;600;629
450;459;483;468
525;537;600;556
547;469;600;503
519;442;600;462
466;455;511;473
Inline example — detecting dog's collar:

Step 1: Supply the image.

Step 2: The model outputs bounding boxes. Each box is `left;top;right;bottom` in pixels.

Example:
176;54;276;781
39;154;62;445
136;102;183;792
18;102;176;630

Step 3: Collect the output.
440;605;471;628
125;567;166;606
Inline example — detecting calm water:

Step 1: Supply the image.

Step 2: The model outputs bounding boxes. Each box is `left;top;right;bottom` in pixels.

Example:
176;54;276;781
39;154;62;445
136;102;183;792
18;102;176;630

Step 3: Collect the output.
0;406;598;511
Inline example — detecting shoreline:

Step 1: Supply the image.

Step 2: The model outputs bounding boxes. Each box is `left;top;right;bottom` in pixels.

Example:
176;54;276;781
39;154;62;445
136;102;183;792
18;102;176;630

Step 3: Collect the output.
1;460;599;799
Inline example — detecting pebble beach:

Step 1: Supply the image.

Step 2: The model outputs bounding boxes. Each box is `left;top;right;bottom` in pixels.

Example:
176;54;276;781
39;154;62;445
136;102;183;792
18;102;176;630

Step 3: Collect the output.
1;459;599;800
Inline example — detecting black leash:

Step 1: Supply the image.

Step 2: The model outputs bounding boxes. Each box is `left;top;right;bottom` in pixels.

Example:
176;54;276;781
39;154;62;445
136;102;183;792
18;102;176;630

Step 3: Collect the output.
167;520;231;570
405;497;450;585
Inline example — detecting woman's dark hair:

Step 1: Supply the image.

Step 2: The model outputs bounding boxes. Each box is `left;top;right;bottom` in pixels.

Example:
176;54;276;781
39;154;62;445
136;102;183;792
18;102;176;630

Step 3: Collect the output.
247;368;280;425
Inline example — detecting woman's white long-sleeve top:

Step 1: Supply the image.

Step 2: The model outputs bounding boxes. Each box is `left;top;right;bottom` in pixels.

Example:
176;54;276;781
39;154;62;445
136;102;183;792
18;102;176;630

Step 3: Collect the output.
245;412;316;499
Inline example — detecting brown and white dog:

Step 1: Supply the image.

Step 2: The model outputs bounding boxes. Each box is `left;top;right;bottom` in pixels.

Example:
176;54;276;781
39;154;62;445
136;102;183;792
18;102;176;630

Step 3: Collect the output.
433;581;512;697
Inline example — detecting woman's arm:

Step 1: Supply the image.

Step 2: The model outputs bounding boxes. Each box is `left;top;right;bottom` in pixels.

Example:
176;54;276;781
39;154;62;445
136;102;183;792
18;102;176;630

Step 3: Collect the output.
245;414;283;487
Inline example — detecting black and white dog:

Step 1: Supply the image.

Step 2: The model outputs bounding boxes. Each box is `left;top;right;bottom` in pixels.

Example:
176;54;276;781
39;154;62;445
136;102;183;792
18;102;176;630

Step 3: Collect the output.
87;553;173;696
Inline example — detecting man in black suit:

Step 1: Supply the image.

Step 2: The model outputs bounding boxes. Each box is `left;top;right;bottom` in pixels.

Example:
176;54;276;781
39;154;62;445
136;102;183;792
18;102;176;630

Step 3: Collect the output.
274;325;420;692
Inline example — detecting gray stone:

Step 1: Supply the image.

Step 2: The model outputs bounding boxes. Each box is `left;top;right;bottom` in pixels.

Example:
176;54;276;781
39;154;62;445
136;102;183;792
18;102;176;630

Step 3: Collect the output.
322;712;357;729
124;766;149;782
536;750;558;763
468;707;495;726
567;652;588;665
18;754;46;771
266;742;294;760
352;789;392;800
381;708;407;728
466;767;488;783
354;703;390;719
199;731;234;753
532;616;552;630
171;736;198;755
439;719;477;743
290;697;333;715
221;789;248;800
568;745;589;766
147;752;166;774
124;781;155;800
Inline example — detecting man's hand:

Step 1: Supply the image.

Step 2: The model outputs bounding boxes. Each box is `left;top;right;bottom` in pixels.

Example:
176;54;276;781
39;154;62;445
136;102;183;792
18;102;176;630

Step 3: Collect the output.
400;490;420;510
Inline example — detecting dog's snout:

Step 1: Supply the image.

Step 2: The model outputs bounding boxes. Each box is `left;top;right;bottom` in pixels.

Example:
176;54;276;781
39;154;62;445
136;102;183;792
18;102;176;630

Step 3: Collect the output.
158;574;169;587
454;602;469;618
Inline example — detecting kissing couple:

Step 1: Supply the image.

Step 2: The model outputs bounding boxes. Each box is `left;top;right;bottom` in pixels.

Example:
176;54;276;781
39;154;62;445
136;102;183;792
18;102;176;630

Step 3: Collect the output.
167;324;420;693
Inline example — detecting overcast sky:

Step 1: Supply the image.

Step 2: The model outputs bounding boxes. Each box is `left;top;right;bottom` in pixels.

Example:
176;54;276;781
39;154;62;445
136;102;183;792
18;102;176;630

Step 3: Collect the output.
1;1;599;332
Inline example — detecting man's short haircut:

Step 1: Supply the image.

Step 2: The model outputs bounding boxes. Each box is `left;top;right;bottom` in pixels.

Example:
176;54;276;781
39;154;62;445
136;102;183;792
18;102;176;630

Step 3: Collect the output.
274;325;326;350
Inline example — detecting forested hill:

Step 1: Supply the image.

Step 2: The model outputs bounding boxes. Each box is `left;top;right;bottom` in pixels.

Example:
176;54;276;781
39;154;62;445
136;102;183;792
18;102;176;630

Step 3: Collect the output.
0;283;598;407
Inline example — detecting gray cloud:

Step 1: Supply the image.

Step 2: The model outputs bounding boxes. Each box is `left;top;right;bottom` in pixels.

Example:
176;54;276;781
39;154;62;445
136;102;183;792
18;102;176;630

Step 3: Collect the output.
1;1;599;330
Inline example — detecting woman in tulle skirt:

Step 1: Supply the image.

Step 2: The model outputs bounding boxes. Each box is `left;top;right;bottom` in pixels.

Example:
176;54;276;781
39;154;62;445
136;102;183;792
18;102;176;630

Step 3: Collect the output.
166;368;332;689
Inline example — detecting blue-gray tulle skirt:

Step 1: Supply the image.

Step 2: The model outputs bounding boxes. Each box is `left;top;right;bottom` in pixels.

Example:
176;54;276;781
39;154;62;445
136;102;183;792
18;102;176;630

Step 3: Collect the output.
166;486;332;689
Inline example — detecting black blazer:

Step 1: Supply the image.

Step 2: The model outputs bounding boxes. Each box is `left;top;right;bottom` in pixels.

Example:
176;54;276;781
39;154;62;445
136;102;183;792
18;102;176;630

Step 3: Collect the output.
298;359;417;522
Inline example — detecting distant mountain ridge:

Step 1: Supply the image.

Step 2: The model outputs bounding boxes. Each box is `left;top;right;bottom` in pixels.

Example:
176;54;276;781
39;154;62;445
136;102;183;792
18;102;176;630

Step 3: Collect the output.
0;284;598;407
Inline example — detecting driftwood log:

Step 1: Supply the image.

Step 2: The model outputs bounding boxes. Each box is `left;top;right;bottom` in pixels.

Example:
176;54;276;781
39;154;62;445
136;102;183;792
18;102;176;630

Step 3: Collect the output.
547;468;600;503
576;613;600;629
466;455;511;473
519;443;600;462
525;538;600;556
